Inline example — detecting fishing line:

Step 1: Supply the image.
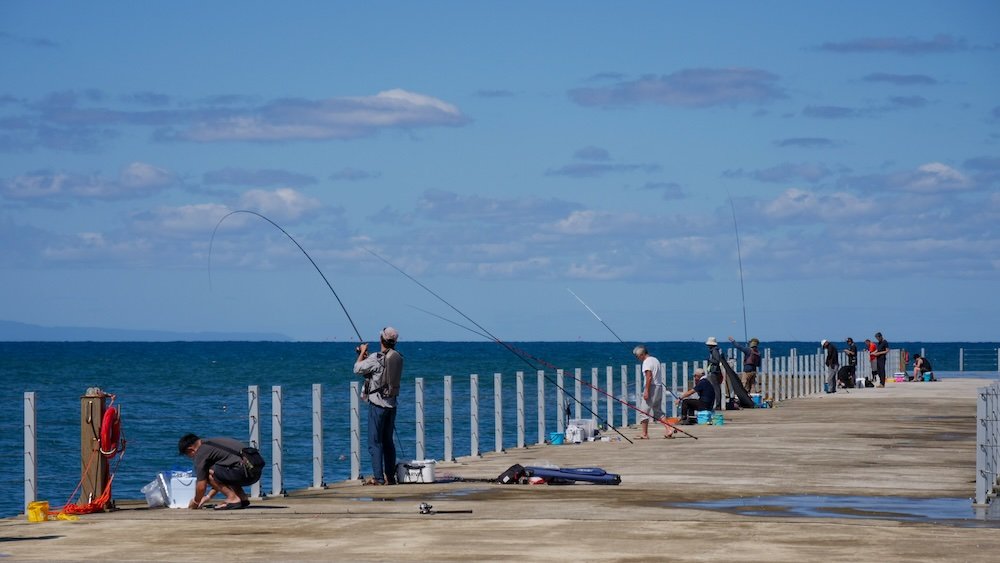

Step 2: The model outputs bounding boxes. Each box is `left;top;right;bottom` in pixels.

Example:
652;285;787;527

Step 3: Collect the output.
728;195;749;344
565;289;696;439
209;209;364;343
364;248;634;444
413;303;697;440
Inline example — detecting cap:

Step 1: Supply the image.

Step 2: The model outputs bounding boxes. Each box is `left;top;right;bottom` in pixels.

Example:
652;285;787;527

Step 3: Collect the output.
380;327;399;342
705;337;718;346
821;339;828;346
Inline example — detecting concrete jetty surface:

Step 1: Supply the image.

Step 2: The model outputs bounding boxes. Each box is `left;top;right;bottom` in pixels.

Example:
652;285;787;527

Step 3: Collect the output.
3;378;998;562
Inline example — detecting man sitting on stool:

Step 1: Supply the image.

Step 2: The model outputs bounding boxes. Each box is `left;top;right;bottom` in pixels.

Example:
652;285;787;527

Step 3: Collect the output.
676;368;716;424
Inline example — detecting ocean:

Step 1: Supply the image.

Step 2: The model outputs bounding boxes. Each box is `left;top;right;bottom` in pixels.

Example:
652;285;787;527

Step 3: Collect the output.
2;340;998;519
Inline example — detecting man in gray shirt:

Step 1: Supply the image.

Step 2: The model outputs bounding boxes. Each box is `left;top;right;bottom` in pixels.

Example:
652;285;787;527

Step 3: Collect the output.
354;326;404;485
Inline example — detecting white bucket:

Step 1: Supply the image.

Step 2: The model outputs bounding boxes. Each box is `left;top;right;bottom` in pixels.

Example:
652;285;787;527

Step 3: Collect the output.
395;459;436;483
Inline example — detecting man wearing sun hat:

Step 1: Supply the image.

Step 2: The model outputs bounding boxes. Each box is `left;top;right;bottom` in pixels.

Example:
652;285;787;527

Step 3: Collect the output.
354;326;404;485
705;337;725;410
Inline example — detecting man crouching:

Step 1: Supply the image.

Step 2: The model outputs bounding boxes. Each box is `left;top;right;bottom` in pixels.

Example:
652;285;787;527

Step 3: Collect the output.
178;433;263;511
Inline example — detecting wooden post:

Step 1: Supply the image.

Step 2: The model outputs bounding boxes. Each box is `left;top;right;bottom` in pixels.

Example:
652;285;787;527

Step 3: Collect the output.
80;387;108;506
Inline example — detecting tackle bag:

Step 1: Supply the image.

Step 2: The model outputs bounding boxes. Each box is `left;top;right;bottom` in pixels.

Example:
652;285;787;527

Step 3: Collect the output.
497;463;526;485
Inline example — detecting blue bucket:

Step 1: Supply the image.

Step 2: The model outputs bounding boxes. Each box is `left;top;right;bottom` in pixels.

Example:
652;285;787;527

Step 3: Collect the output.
922;373;932;382
696;411;711;425
712;412;724;426
751;393;762;407
549;432;565;445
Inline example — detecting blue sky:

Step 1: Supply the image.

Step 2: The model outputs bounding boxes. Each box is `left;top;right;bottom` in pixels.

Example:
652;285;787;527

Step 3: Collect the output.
1;1;998;343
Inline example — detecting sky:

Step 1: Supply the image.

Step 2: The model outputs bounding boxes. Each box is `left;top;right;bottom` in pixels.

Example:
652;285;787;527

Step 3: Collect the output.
1;1;998;343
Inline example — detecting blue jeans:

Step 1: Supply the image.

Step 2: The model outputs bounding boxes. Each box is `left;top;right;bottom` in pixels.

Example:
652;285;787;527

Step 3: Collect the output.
367;404;397;484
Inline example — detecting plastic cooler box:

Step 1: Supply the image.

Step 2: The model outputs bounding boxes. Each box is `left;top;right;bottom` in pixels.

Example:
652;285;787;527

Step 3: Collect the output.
168;471;197;508
395;459;436;483
567;418;597;440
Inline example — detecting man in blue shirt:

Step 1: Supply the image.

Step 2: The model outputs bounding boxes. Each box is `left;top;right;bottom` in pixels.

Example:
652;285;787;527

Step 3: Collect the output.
675;368;716;425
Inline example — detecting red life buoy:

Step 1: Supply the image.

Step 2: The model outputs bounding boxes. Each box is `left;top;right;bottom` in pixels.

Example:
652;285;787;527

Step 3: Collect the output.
99;406;121;458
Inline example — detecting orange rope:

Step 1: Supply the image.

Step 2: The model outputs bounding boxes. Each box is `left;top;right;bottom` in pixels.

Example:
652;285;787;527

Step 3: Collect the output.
51;394;127;516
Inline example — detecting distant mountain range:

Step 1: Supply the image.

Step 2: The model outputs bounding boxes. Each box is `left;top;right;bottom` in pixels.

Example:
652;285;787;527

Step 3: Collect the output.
0;320;291;342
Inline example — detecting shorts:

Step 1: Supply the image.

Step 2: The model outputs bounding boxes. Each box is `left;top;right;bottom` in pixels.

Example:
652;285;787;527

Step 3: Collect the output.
211;462;261;488
640;386;665;422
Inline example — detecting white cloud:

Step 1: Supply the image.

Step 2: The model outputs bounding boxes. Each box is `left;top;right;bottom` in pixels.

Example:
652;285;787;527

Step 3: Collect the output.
762;188;875;220
176;89;468;142
896;162;971;193
0;162;174;204
237;188;322;221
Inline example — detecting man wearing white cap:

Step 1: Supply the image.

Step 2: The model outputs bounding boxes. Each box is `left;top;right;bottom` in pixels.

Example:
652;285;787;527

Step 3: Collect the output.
822;339;839;393
354;327;404;485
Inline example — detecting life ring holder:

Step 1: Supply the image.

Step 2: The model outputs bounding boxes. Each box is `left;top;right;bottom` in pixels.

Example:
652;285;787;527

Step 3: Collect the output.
99;405;121;458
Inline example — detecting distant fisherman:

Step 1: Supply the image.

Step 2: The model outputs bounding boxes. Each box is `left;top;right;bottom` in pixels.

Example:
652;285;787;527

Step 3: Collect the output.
705;337;725;410
728;336;761;393
354;326;404;486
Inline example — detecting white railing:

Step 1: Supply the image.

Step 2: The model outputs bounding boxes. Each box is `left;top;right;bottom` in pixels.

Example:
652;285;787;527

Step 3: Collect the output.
976;382;1000;507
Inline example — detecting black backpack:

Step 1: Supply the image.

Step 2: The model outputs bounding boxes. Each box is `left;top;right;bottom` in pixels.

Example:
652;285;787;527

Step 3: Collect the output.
497;464;526;484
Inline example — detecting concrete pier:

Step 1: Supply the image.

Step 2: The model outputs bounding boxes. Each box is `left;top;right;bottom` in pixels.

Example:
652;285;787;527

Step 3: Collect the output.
2;378;997;561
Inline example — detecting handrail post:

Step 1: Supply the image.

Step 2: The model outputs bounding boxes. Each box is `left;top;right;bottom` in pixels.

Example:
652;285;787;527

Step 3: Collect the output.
271;385;285;497
444;376;453;461
516;371;525;448
350;382;361;481
248;385;262;498
470;374;479;457
493;373;503;454
24;392;37;512
415;377;425;461
311;383;324;489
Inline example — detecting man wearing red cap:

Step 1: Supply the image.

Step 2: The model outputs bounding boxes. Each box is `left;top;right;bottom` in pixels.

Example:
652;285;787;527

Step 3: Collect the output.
354;326;404;485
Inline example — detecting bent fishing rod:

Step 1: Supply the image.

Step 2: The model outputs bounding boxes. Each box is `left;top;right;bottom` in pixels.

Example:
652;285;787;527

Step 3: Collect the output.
567;289;697;439
209;209;365;343
365;248;633;444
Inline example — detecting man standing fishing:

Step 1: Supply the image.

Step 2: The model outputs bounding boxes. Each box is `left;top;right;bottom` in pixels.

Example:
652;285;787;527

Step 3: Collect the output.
354;327;404;485
633;345;672;439
822;339;839;393
728;336;761;392
873;332;889;388
705;337;725;410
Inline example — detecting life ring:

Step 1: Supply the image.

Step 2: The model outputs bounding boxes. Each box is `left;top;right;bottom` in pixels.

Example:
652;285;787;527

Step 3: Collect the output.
902;350;910;364
99;406;121;458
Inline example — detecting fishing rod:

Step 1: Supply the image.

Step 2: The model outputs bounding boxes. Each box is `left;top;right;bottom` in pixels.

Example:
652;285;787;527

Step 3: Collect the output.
364;248;634;444
567;289;626;343
728;195;749;344
412;302;697;440
565;289;697;439
209;209;364;343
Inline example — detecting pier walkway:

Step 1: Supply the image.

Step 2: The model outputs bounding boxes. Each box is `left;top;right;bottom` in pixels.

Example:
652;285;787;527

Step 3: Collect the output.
2;378;997;561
